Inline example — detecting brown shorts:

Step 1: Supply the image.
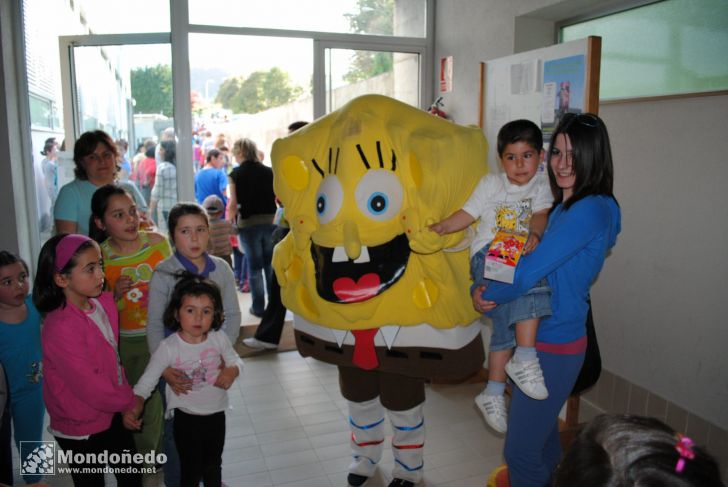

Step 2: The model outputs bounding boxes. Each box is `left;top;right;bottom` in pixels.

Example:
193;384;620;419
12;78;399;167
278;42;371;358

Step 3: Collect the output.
338;366;425;411
294;329;484;382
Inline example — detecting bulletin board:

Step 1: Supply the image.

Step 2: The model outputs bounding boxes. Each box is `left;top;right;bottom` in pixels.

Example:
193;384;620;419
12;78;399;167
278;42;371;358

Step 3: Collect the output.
480;36;601;172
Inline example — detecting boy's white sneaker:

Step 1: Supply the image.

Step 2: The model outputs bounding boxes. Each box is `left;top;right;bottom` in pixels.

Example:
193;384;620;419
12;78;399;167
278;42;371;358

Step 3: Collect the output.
505;358;549;400
474;391;508;434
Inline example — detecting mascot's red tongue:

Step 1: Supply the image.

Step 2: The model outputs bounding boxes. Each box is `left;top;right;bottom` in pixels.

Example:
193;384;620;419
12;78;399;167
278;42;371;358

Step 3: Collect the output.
333;273;382;370
332;273;381;303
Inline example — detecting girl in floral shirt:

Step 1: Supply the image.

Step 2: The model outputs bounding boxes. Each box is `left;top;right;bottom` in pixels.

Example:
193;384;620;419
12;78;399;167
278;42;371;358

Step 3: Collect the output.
90;184;172;467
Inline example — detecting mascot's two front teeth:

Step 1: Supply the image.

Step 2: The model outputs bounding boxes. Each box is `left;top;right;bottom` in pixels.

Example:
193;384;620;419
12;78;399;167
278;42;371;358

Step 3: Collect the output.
332;246;371;263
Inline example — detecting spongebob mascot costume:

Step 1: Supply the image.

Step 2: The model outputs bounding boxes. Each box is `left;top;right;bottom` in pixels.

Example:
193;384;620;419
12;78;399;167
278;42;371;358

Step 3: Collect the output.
271;95;488;487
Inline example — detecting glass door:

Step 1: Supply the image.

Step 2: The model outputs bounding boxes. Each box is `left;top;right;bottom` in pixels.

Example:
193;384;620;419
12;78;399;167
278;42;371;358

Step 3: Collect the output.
59;34;180;231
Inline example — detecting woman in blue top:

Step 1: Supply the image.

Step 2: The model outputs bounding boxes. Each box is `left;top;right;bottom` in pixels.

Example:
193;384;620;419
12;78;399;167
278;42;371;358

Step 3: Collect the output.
473;113;621;487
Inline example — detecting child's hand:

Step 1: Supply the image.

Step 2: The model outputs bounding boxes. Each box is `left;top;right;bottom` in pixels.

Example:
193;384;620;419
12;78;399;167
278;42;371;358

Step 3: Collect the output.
214;365;239;390
122;410;142;431
163;367;193;395
130;395;144;416
472;285;498;314
403;211;446;254
523;232;541;254
114;275;134;301
428;221;447;236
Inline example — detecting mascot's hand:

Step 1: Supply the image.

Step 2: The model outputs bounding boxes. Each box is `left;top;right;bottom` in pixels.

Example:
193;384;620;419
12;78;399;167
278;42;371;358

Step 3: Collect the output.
402;209;448;254
402;208;465;254
272;234;296;286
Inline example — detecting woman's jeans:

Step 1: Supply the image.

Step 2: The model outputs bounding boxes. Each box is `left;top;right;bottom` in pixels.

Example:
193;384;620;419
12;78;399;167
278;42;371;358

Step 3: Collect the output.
238;224;275;315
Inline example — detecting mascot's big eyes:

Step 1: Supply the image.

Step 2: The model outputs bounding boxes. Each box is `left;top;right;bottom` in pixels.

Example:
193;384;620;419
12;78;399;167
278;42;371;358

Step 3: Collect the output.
315;176;344;224
355;170;403;222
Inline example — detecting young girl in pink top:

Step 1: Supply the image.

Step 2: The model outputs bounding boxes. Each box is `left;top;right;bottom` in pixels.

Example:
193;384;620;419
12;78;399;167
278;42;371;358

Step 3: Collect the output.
33;234;142;487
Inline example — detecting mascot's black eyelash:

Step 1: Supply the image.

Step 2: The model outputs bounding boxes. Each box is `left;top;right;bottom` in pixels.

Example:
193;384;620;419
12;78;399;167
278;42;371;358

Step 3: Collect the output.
311;141;396;178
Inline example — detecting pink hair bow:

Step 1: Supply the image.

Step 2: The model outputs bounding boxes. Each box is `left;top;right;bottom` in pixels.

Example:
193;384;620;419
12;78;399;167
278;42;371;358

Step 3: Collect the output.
675;434;695;473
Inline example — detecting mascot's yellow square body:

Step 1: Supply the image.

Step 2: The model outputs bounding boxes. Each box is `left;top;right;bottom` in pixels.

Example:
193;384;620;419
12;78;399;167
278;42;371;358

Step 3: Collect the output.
272;94;488;334
271;94;490;485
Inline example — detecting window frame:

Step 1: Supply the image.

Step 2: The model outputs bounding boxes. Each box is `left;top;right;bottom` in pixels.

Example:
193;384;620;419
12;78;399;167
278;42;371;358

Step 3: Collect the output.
555;0;728;102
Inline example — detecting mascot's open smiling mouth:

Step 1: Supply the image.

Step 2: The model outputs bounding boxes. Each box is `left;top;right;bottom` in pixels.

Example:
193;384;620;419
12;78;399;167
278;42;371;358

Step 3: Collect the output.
311;233;410;304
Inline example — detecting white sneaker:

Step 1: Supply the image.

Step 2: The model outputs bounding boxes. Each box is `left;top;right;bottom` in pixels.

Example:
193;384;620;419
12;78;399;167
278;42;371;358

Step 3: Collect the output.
243;337;277;350
474;391;508;434
505;358;549;400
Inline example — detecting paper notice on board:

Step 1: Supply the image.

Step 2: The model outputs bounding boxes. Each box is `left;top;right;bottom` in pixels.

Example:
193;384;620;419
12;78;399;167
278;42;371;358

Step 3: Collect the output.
541;82;557;124
510;59;539;95
488;105;510;135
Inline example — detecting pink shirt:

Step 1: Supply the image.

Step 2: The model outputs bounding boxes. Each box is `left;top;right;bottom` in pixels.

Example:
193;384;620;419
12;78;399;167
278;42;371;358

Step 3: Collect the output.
42;292;136;436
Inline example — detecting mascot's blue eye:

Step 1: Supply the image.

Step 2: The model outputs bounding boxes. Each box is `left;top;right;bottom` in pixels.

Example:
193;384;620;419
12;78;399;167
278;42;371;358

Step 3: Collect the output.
315;175;344;224
355;170;403;222
316;195;326;215
367;193;388;215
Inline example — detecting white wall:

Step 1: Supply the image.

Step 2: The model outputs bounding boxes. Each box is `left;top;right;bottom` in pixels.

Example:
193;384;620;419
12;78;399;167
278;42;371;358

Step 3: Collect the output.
597;95;728;429
435;0;728;429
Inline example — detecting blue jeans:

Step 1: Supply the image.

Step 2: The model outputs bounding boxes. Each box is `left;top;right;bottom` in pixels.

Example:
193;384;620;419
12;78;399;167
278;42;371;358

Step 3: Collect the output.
238;224;275;314
470;246;552;351
232;247;248;284
504;349;584;486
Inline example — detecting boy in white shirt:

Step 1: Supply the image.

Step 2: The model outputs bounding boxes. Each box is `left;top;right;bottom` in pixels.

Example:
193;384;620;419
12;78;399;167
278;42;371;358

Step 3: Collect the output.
428;120;553;433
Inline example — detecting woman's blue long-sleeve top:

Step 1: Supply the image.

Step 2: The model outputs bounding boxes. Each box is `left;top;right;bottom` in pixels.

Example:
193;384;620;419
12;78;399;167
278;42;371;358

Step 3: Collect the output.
482;195;621;345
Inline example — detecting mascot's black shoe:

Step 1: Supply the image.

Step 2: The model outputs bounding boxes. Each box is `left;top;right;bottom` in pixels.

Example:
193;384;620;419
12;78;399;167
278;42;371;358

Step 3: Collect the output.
348;473;370;487
388;479;415;487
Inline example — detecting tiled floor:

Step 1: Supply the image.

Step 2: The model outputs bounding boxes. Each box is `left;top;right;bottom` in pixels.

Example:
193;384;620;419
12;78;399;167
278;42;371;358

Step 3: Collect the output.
11;291;511;486
217;349;505;487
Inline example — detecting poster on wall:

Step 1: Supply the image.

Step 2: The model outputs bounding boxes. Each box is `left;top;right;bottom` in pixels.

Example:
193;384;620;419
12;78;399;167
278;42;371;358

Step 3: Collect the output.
540;54;585;142
440;56;453;93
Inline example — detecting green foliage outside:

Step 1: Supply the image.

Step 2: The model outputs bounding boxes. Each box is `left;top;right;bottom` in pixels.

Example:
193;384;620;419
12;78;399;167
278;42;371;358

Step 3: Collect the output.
343;0;394;83
130;64;173;117
215;67;303;114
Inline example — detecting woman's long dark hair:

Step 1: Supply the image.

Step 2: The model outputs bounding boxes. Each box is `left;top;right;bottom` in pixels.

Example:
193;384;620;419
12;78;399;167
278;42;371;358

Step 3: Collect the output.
160;140;176;165
547;113;617;210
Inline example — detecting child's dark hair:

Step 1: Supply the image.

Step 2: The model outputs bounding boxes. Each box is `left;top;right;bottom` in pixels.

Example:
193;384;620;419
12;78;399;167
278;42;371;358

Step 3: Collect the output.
163;272;224;332
206;148;221;163
167;202;208;244
89;184;133;242
32;234;97;313
496;119;543;157
553;414;724;487
0;250;29;274
547;112;617;210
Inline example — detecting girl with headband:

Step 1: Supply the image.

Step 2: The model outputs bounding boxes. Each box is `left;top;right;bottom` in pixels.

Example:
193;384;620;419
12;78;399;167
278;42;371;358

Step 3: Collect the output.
33;234;142;487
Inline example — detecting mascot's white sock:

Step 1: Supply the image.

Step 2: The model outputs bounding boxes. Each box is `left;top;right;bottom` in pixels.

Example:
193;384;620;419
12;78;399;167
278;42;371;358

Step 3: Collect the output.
347;397;385;478
388;403;425;483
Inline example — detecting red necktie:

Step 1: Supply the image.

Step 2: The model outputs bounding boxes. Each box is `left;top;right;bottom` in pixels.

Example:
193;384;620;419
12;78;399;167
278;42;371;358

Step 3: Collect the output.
351;329;379;370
